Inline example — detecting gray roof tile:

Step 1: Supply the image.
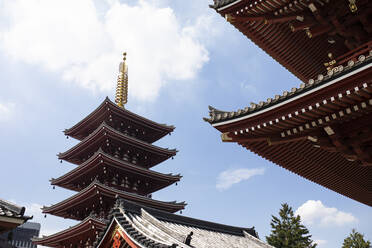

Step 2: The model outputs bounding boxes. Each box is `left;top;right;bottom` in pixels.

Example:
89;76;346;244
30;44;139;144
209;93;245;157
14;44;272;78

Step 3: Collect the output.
204;51;372;125
210;0;239;9
0;198;25;218
95;199;273;248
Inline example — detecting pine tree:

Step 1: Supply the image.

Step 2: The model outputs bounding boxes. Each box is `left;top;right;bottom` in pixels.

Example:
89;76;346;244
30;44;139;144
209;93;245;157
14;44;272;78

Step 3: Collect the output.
266;203;316;248
342;229;371;248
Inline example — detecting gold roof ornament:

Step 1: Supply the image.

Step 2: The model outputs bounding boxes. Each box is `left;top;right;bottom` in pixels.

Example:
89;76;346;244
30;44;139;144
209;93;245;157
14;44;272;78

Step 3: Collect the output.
324;52;336;71
348;0;357;13
115;52;128;108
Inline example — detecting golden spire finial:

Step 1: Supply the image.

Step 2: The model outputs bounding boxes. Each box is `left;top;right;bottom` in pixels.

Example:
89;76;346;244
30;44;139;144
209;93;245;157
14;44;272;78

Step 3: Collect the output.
115;52;128;108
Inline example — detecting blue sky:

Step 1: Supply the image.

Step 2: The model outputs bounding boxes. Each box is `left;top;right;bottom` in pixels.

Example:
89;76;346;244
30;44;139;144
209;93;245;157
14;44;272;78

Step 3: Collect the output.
0;0;371;247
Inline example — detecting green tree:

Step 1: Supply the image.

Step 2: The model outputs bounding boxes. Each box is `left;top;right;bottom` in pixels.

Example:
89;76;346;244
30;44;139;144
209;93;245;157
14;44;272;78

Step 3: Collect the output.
342;229;371;248
266;203;316;248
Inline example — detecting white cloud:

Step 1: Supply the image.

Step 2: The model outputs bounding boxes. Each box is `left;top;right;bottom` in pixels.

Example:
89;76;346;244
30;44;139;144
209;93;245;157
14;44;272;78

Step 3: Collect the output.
314;239;327;246
23;203;54;236
24;203;44;222
240;82;258;94
216;168;265;190
23;202;76;238
295;200;357;226
0;0;210;101
0;102;15;121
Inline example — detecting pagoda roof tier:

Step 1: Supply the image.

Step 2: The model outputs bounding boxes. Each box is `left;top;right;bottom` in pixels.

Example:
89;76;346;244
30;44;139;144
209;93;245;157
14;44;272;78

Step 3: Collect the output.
64;97;174;143
51;149;181;195
59;122;177;167
205;56;372;206
32;216;106;248
210;0;372;82
42;182;186;220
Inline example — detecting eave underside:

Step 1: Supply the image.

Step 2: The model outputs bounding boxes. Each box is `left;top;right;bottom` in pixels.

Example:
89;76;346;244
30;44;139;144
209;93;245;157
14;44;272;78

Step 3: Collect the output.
52;151;180;195
215;0;372;82
212;78;372;206
0;217;28;234
243;139;372;206
42;182;185;220
33;217;105;248
59;123;176;167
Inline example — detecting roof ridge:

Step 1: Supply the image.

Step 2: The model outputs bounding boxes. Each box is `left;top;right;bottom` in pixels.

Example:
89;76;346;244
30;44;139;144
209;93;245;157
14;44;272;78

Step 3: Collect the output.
140;208;186;244
0;198;25;216
205;53;372;124
116;199;255;237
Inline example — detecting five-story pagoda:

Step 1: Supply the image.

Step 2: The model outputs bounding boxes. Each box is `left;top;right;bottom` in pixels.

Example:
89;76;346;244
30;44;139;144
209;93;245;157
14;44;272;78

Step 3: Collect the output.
33;53;186;247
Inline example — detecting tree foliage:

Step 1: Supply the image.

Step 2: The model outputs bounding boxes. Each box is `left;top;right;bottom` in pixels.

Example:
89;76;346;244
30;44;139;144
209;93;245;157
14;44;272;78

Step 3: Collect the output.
266;203;316;248
342;229;371;248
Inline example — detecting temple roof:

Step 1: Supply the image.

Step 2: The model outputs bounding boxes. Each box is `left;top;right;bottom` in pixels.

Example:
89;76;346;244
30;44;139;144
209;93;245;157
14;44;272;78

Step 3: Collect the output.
210;0;237;9
210;0;372;82
205;50;372;126
0;198;32;233
64;97;174;143
42;182;186;219
206;0;372;207
205;55;372;206
52;149;181;194
32;216;106;247
59;122;177;167
95;199;272;248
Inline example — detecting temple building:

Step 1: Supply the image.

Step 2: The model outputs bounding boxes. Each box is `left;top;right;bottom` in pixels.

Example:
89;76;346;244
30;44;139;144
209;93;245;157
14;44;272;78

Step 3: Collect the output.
33;53;272;247
204;0;372;206
0;198;31;234
92;199;272;248
0;198;32;247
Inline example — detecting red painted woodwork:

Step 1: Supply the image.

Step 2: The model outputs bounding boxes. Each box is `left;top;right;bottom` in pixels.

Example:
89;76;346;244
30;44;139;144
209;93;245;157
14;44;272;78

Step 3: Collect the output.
205;7;372;204
34;97;184;247
64;97;174;143
210;72;372;206
118;229;139;248
214;0;372;82
51;150;181;194
112;231;121;248
32;217;106;247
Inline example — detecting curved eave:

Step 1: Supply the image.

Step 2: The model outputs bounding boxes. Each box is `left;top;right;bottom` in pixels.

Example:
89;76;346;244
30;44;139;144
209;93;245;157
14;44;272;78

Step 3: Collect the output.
208;59;372;130
32;216;105;247
0;215;32;223
212;0;241;10
215;3;309;82
0;215;32;233
212;1;372;86
245;140;372;206
64;97;175;141
59;122;177;166
96;213;173;248
42;182;186;218
127;201;257;237
51;150;181;193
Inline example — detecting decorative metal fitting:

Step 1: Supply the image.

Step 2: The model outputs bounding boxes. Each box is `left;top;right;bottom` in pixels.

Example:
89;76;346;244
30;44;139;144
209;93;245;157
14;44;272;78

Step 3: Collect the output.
225;14;235;23
348;0;357;13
